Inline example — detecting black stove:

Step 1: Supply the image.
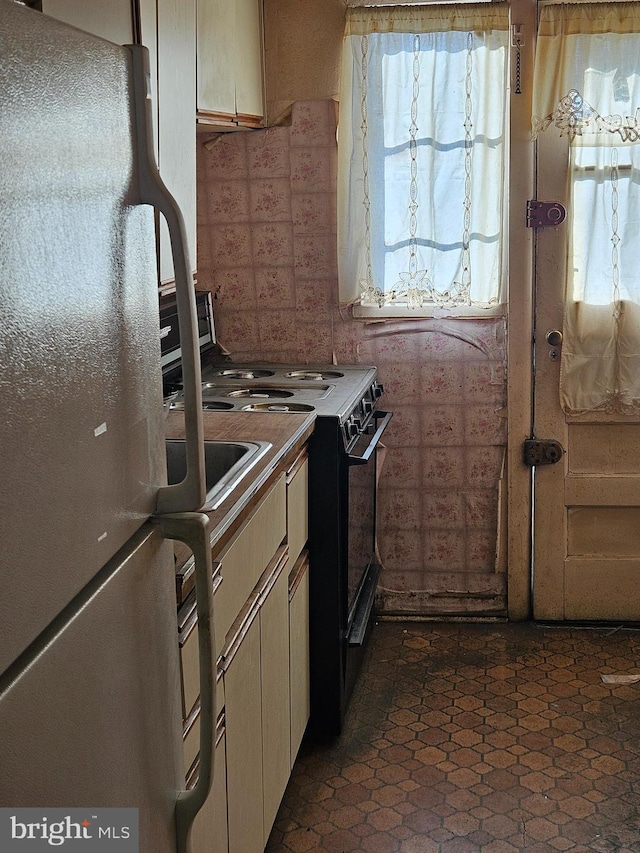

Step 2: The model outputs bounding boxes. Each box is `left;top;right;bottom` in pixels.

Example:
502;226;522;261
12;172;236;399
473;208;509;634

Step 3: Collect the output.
190;363;391;736
159;296;391;736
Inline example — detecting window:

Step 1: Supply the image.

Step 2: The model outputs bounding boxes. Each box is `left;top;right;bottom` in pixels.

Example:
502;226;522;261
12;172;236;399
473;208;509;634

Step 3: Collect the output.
337;3;510;317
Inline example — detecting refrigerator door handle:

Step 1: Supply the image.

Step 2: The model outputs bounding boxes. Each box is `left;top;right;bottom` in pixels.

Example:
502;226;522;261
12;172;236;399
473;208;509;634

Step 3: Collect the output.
128;44;206;513
153;513;215;853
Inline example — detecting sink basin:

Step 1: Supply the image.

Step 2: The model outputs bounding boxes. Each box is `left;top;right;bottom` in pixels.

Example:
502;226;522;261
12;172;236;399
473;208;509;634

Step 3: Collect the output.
166;439;272;510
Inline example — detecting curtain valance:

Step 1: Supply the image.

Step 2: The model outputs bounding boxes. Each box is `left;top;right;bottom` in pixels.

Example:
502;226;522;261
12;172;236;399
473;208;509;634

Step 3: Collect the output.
345;4;509;36
533;2;640;141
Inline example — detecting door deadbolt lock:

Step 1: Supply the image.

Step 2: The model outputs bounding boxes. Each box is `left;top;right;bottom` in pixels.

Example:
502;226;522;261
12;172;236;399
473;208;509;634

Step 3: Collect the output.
524;439;564;466
526;201;567;228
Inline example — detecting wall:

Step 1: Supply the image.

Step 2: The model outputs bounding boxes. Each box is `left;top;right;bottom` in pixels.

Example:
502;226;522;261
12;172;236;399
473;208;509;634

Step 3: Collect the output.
263;0;344;123
196;101;508;616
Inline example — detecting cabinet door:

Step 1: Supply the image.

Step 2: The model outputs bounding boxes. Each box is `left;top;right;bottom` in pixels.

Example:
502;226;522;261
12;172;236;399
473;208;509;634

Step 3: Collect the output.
157;0;197;284
40;0;134;44
235;0;264;123
0;525;183;853
196;0;264;126
260;555;291;843
224;615;263;853
189;721;228;853
289;552;310;765
197;0;236;119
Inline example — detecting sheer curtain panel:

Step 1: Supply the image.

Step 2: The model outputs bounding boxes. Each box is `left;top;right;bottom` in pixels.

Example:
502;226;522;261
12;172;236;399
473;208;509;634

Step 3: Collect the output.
533;2;640;414
337;3;509;315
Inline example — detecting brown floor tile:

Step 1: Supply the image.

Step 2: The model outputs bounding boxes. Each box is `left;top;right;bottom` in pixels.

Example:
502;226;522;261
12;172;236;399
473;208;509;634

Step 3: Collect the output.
266;622;640;852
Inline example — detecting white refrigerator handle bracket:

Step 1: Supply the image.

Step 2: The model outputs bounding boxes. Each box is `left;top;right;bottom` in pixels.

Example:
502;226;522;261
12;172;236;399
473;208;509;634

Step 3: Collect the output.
153;512;215;853
127;44;205;514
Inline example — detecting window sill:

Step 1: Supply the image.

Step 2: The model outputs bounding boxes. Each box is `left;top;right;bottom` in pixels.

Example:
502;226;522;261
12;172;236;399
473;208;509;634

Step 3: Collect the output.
351;303;507;321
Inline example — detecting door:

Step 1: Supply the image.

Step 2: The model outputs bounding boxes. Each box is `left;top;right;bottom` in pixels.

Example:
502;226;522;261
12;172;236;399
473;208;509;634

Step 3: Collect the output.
532;1;640;620
0;524;183;853
0;3;165;673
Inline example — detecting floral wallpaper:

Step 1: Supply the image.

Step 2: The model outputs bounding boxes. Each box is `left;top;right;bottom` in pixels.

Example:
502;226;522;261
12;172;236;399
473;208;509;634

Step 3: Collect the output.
197;101;508;616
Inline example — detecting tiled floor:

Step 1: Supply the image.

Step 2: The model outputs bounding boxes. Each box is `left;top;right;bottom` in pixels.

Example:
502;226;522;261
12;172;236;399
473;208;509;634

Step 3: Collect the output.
267;621;640;853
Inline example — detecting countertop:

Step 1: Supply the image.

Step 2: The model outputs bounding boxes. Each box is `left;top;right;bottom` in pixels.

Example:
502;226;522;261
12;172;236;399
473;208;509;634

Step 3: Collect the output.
164;409;316;572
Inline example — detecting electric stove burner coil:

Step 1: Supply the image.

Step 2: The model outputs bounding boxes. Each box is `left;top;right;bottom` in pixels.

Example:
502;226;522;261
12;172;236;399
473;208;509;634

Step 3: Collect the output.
225;388;294;399
242;403;315;413
285;370;345;381
171;400;234;411
214;369;276;379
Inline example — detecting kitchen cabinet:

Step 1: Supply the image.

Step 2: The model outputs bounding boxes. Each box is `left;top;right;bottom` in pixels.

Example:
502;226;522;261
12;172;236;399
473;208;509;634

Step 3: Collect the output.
40;0;135;43
133;0;199;288
196;0;265;129
289;550;310;765
285;451;311;765
223;547;291;853
155;0;197;287
224;607;264;853
42;0;197;291
188;711;228;853
176;439;310;853
259;549;291;842
286;450;308;568
215;474;286;655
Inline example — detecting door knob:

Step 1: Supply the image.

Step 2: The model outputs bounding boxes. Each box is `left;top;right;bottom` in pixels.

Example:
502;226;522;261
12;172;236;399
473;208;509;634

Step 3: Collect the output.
546;330;563;347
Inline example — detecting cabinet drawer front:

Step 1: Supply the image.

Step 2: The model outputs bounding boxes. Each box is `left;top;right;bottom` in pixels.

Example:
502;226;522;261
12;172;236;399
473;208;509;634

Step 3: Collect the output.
216;475;286;651
287;453;308;567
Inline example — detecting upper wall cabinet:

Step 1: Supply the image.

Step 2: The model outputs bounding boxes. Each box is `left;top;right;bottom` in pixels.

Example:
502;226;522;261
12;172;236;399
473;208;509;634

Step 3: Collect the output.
41;0;197;291
142;0;197;289
40;0;135;44
197;0;265;130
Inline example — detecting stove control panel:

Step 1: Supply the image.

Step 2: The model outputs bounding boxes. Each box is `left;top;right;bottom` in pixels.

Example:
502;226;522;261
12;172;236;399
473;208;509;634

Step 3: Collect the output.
340;382;384;450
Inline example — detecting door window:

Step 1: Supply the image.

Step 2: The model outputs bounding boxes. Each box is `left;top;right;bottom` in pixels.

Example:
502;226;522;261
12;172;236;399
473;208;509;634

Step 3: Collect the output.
533;2;640;414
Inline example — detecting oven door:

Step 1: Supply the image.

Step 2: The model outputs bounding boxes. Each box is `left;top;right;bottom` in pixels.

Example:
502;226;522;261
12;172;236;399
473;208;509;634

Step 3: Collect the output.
346;411;392;645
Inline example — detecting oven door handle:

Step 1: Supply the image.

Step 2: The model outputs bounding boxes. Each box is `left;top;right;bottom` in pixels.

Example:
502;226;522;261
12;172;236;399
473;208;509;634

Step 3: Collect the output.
347;410;393;466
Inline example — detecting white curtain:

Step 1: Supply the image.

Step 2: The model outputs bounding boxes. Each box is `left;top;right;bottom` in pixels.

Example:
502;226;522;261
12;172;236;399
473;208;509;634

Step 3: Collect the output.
533;2;640;414
337;4;509;313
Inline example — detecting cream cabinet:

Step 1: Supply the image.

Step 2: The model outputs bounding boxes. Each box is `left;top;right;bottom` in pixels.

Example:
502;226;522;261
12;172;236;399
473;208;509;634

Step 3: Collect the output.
145;0;197;288
196;0;265;129
224;607;264;853
41;0;197;291
178;444;310;853
289;550;310;765
259;550;291;843
285;451;310;765
40;0;135;43
286;451;308;568
223;545;290;853
188;710;228;853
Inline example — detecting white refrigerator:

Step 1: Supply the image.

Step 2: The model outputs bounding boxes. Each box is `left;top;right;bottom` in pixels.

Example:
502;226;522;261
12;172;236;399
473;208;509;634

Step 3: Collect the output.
0;3;214;852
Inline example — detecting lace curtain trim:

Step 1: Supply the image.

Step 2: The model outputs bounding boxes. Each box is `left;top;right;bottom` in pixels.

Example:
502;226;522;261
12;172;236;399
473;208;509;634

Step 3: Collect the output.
533;88;640;143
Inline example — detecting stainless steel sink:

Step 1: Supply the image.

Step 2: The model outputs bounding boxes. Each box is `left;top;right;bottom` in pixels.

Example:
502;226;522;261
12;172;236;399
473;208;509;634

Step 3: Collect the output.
166;439;272;510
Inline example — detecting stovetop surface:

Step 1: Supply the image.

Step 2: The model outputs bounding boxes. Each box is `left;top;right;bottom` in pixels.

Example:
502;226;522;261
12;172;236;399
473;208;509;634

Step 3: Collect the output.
171;363;378;423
